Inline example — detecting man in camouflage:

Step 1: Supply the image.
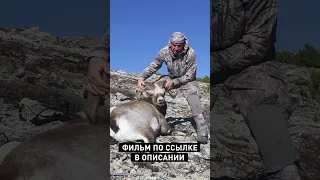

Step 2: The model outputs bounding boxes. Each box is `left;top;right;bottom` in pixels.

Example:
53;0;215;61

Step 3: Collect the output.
212;0;301;179
84;32;208;144
137;32;209;144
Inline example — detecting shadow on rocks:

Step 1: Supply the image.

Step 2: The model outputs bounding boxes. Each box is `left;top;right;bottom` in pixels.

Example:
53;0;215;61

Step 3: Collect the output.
166;117;194;127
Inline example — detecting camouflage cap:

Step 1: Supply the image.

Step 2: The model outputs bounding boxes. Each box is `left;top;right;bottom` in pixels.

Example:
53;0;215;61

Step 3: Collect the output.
170;32;186;44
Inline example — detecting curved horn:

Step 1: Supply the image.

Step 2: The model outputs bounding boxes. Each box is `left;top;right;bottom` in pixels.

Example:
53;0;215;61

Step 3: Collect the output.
83;93;102;124
136;90;142;100
168;90;177;98
83;72;108;124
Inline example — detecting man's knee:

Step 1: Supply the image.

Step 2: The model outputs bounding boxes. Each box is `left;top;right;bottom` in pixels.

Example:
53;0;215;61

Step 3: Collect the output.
182;82;203;116
186;94;203;116
181;81;201;97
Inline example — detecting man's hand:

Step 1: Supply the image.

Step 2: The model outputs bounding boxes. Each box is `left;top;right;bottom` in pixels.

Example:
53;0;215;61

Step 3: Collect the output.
165;80;173;90
87;57;110;96
137;79;146;91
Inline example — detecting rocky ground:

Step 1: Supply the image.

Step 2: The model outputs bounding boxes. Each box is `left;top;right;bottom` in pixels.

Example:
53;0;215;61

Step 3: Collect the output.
109;70;211;180
210;64;320;179
0;26;319;180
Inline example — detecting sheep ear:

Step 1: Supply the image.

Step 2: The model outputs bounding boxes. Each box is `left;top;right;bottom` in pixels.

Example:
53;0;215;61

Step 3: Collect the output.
136;90;142;100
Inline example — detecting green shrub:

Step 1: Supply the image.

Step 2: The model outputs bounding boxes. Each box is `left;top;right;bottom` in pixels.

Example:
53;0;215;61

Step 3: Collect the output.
197;75;210;83
277;44;320;68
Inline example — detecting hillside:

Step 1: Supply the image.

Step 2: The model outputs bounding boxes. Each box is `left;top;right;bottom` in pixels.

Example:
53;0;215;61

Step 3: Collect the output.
0;26;319;179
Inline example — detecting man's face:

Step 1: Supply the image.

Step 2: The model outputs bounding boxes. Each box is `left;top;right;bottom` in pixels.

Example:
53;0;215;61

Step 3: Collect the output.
170;42;184;55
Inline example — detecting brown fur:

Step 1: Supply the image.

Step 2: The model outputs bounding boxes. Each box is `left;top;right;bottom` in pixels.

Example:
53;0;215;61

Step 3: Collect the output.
0;119;110;180
110;109;120;133
112;100;171;131
110;100;172;143
110;80;173;143
0;75;110;179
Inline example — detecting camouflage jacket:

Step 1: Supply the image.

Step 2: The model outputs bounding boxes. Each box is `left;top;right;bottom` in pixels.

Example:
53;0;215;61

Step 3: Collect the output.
211;0;292;118
86;31;110;63
140;35;197;88
211;0;277;84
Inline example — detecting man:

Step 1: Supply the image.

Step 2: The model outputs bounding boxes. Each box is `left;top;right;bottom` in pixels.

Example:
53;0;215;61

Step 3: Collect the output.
211;0;301;179
136;32;209;144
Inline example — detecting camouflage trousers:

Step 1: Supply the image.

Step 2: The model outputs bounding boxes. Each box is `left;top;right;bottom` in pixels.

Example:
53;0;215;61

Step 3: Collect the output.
212;61;300;173
157;75;203;116
219;61;293;119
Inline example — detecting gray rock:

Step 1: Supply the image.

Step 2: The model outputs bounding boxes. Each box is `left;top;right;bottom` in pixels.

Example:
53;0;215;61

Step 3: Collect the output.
0;26;319;179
